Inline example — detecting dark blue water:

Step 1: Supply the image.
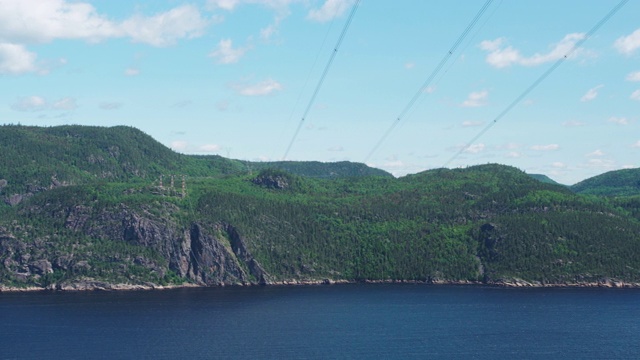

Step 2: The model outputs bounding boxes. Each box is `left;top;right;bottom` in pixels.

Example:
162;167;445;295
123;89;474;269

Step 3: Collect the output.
1;284;639;359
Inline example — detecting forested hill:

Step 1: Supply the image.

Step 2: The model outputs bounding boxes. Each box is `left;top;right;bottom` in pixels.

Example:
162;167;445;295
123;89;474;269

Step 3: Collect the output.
571;168;640;196
528;174;563;186
246;160;392;179
1;125;640;290
0;125;390;196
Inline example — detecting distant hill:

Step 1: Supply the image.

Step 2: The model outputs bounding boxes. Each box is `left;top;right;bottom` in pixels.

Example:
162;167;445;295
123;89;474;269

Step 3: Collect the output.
528;173;564;186
0;125;391;196
0;125;186;194
246;160;393;179
571;168;640;196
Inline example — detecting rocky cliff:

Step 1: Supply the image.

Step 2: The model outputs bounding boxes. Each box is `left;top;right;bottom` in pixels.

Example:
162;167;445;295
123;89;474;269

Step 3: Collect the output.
0;201;271;289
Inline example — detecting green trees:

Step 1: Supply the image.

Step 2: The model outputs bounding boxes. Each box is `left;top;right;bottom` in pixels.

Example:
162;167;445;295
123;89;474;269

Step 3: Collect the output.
2;125;640;288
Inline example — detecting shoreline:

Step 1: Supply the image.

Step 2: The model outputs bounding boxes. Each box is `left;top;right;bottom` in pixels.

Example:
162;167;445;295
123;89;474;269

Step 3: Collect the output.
2;277;640;293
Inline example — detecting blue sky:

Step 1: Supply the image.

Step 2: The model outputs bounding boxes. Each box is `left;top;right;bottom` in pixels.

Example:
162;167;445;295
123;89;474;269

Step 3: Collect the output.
1;0;639;184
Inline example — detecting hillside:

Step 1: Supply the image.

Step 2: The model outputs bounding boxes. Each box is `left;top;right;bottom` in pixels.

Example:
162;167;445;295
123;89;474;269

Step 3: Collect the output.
528;173;563;186
0;125;390;205
246;160;392;179
571;168;640;196
2;125;640;290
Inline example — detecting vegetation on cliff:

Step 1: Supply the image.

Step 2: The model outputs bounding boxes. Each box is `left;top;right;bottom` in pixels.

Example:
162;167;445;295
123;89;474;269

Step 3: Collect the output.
1;125;640;289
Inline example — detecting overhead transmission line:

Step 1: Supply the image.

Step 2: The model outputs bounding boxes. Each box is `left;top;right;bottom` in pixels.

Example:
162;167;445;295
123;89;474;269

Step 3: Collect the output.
271;8;340;161
282;0;361;161
443;0;629;168
363;0;494;163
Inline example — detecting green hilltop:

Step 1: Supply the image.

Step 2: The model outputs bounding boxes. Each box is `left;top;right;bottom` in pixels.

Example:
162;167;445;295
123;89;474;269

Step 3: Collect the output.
571;168;640;197
1;125;640;290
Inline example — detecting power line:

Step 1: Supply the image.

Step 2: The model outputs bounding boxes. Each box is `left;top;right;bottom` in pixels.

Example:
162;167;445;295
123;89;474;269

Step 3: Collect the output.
443;0;629;168
364;0;494;163
271;8;340;161
282;0;361;161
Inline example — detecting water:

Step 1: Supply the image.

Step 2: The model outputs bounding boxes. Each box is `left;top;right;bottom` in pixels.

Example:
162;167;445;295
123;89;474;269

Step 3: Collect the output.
1;284;639;359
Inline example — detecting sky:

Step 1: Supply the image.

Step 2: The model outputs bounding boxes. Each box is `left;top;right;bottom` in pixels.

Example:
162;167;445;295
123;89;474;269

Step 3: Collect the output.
1;0;639;185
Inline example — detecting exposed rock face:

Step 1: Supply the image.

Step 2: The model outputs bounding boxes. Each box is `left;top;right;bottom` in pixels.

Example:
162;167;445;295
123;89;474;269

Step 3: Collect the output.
0;201;271;287
6;194;26;206
251;173;290;190
29;260;53;275
64;203;271;286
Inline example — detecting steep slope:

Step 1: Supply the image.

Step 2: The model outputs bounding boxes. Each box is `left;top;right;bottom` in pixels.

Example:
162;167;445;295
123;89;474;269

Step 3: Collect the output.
528;173;564;186
2;125;640;289
571;168;640;196
3;162;640;289
0;125;390;206
0;125;183;194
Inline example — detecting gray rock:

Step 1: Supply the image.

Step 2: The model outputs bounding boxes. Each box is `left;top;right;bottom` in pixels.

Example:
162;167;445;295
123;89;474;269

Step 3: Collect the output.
29;260;53;275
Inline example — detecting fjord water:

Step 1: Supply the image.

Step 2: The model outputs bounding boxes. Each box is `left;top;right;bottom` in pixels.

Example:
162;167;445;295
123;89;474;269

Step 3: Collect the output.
1;284;639;359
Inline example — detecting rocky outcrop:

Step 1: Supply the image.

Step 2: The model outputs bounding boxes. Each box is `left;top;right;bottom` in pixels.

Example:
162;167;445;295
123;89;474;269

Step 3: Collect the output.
251;172;291;190
63;203;271;286
1;201;272;288
182;223;250;285
225;224;271;284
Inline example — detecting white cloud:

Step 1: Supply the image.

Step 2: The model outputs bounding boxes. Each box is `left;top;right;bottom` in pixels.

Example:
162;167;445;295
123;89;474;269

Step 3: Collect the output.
608;116;628;125
382;159;405;168
199;144;221;152
587;158;615;168
209;39;249;64
207;0;297;12
328;145;344;152
480;33;586;68
580;84;603;102
506;151;522;158
461;120;483;127
633;140;640;148
121;5;208;47
626;71;640;82
586;149;604;157
52;97;77;110
551;162;567;168
404;62;415;70
479;37;505;52
207;0;241;11
11;95;77;111
260;23;278;40
11;96;47;111
614;28;640;55
631;90;640;101
531;144;560;151
0;0;118;44
423;86;436;94
0;43;37;74
461;90;488;107
171;141;189;151
0;1;208;47
308;0;354;22
464;143;485;154
260;6;292;40
207;0;295;39
232;78;282;96
124;68;139;76
483;46;520;68
622;165;636;169
497;142;520;150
